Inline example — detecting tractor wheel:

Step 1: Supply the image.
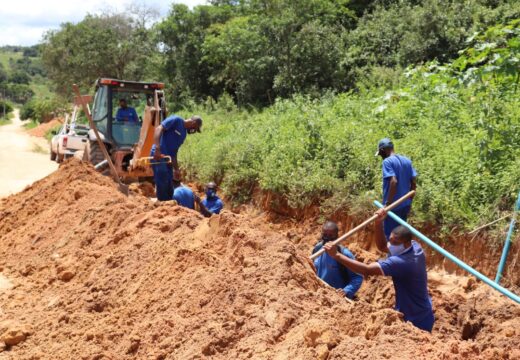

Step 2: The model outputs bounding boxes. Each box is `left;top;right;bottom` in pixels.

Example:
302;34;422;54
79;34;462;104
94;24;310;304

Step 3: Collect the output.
85;140;105;166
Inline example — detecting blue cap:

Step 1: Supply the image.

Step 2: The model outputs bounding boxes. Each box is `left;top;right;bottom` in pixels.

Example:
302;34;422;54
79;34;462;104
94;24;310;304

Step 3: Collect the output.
375;138;394;156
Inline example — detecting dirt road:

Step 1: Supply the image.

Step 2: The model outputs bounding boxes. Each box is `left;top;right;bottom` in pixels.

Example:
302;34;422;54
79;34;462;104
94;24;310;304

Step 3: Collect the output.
0;109;58;198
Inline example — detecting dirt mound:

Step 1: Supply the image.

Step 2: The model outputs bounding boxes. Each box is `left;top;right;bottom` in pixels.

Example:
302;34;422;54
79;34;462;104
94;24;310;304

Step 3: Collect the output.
27;118;63;138
0;159;519;359
128;182;156;198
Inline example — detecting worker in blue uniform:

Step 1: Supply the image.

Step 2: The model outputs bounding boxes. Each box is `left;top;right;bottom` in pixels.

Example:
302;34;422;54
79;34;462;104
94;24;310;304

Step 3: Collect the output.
201;182;224;215
151;114;202;201
115;98;138;122
376;138;417;240
322;210;435;332
312;221;363;300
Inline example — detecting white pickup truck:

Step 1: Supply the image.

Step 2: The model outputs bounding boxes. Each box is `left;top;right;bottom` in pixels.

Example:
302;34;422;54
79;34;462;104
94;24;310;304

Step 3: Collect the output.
50;106;89;163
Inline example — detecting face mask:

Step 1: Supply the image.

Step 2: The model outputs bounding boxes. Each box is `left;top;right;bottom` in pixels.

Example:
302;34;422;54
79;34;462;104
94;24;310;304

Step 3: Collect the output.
206;190;216;198
388;243;408;256
187;128;197;134
379;150;390;159
321;235;335;243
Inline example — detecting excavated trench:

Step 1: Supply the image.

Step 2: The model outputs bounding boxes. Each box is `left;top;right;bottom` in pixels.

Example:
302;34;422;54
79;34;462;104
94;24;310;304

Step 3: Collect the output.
0;159;518;359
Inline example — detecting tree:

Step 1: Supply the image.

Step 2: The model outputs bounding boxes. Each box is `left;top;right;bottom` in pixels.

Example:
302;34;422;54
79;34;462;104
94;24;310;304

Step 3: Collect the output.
345;0;519;84
0;64;7;83
157;3;235;104
9;71;31;84
0;83;34;103
202;16;276;105
41;11;157;95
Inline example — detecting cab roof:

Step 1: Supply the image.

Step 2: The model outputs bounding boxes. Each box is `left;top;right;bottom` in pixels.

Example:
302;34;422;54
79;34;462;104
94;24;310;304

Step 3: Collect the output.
95;78;164;90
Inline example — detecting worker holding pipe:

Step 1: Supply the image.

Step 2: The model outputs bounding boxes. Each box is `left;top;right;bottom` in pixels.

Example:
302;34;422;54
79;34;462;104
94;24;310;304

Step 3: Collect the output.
312;221;363;300
151;115;202;201
322;210;434;332
376;138;417;240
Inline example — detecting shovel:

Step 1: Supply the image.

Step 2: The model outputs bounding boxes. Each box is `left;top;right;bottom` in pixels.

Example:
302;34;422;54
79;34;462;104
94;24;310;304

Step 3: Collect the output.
310;191;415;260
72;84;129;196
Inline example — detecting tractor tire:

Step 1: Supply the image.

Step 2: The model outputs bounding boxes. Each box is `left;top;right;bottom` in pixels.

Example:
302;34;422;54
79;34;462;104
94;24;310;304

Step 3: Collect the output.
85;140;105;166
50;150;57;161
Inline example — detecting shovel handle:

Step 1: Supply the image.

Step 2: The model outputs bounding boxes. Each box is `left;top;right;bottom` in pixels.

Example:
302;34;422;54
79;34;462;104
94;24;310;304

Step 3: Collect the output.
310;191;416;260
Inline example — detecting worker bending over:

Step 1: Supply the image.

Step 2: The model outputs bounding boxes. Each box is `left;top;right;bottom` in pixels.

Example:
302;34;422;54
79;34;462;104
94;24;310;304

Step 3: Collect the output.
172;174;211;216
323;210;434;332
201;182;224;215
312;221;363;300
376;138;417;240
151;114;202;201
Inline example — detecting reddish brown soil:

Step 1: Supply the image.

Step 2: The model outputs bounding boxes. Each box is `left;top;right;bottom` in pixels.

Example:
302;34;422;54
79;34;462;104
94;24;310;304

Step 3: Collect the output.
250;189;520;288
0;160;519;359
27;118;63;138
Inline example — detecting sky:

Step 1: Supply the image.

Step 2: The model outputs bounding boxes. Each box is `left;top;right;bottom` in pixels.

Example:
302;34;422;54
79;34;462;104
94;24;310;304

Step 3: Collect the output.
0;0;207;46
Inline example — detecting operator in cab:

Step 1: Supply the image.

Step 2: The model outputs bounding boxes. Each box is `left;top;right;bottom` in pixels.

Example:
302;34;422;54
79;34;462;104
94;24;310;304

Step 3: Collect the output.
115;98;139;123
151;114;202;201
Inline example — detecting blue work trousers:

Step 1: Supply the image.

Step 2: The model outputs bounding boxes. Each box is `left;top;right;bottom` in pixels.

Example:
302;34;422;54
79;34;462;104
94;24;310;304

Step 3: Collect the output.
152;160;173;201
384;205;411;240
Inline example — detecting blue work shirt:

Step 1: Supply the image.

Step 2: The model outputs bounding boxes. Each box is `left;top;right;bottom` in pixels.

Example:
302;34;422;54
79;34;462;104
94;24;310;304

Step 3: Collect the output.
382;154;417;210
312;243;363;299
115;107;138;122
202;196;224;214
173;186;195;209
378;241;434;331
151;115;186;158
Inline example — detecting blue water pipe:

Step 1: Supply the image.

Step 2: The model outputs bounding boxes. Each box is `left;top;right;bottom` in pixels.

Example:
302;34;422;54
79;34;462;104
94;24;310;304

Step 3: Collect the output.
495;191;520;284
373;200;520;305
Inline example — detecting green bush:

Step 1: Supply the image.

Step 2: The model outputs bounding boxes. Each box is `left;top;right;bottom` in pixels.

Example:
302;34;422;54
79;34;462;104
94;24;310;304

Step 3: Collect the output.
20;100;35;120
180;20;520;233
0;99;13;117
20;97;65;122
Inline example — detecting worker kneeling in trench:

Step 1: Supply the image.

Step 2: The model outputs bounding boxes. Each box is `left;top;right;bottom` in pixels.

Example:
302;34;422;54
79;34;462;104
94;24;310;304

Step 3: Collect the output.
321;210;435;332
312;221;363;300
172;174;213;217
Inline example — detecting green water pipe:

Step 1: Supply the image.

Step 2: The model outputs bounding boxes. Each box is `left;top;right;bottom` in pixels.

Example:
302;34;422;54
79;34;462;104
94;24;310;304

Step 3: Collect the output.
373;200;520;305
495;191;520;284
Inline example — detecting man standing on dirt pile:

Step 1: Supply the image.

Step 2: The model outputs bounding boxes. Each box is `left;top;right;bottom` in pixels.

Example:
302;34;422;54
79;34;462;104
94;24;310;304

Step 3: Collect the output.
376;138;417;240
201;182;224;215
151;114;202;201
323;210;434;332
312;221;363;300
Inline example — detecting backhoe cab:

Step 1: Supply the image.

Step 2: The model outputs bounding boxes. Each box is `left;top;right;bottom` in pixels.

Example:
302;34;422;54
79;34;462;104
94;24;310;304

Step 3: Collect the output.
85;78;167;179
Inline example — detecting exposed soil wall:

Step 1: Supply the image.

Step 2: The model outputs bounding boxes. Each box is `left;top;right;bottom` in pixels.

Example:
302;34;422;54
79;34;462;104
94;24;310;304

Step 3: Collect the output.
250;190;520;288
